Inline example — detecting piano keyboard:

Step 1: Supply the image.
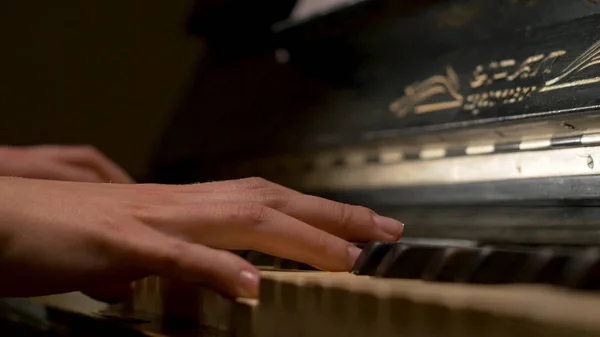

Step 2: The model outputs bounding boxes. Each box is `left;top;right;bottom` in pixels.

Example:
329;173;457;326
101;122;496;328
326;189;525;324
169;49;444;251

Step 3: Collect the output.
102;268;600;337
253;269;600;337
97;240;600;337
235;240;600;292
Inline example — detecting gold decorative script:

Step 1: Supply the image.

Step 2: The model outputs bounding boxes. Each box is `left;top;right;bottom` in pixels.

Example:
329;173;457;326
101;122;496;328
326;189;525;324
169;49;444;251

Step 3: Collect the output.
390;37;600;117
540;39;600;92
389;66;463;118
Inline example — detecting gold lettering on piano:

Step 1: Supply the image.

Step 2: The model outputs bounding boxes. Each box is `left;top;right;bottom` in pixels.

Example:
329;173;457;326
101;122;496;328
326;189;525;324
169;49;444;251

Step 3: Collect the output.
470;51;565;89
389;66;463;118
390;38;600;118
540;40;600;92
464;86;536;111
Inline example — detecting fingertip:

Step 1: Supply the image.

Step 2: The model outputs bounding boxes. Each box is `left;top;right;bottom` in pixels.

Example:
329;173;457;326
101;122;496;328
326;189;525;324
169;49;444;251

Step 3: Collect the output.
237;268;260;298
205;252;260;299
372;215;404;240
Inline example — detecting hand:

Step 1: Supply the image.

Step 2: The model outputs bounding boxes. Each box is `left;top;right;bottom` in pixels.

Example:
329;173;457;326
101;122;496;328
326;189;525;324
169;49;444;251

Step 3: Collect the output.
0;145;133;183
0;177;403;300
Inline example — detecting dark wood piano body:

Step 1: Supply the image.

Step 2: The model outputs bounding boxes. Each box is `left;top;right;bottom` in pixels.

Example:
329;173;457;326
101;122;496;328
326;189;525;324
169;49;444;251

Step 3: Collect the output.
152;0;600;246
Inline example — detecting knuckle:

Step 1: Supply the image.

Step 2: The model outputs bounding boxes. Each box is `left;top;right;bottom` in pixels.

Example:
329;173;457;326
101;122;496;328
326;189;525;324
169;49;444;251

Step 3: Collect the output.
212;249;235;267
257;188;290;209
354;205;376;219
240;177;271;189
159;240;191;275
124;201;156;219
232;203;272;225
314;231;332;255
333;202;356;230
97;215;129;236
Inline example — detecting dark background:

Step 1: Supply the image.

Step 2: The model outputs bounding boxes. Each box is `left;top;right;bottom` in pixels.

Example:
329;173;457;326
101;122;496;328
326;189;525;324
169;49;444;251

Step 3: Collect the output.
0;0;344;181
0;0;205;181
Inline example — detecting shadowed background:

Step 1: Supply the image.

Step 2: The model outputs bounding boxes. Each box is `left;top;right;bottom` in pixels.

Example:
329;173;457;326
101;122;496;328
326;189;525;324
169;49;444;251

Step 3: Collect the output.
0;0;342;181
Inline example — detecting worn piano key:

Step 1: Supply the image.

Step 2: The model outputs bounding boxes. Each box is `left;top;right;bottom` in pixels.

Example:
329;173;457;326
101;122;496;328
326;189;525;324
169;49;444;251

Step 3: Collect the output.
351;241;395;275
375;244;442;279
469;249;531;284
514;249;569;285
562;247;600;290
421;246;482;283
245;251;277;267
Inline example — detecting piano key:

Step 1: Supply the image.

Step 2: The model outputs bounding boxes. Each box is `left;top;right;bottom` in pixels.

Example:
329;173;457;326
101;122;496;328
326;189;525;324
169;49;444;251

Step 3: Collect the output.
468;249;531;284
374;244;441;279
562;247;600;290
514;248;569;285
246;251;278;268
446;246;494;283
351;241;395;275
421;246;482;283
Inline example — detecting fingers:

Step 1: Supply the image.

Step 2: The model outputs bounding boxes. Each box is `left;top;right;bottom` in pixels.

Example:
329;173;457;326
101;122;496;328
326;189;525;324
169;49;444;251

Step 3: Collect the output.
147;177;403;242
140;202;362;272
128;228;260;298
180;189;403;242
272;194;404;241
55;146;134;184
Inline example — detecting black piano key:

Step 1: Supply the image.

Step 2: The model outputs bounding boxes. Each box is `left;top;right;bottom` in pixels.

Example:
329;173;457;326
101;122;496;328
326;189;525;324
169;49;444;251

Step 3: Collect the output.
373;243;407;278
374;244;441;279
230;250;251;259
245;251;277;267
536;254;571;285
514;249;570;285
422;247;482;283
278;259;317;271
279;259;300;270
452;247;494;283
351;241;395;275
561;247;600;290
469;249;531;284
296;262;318;271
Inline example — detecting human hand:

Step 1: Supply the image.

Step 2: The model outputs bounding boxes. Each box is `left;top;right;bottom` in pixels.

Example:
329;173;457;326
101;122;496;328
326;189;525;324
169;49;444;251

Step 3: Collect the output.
0;145;133;183
0;177;403;300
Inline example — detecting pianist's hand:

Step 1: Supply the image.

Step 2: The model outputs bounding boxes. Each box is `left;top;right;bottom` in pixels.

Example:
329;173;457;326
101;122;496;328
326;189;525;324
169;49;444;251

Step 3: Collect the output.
0;145;133;183
0;177;403;300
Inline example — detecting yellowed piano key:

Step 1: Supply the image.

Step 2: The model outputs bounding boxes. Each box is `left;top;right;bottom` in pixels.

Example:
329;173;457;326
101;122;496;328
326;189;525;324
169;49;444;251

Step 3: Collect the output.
102;271;600;337
255;271;600;337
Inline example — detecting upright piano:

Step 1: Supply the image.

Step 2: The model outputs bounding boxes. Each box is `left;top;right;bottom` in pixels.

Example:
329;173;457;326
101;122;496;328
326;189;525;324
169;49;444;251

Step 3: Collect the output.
6;0;600;336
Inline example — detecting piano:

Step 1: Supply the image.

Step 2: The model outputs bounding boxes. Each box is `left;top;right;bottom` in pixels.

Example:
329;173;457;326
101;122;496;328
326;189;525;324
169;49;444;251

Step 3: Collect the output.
5;0;600;336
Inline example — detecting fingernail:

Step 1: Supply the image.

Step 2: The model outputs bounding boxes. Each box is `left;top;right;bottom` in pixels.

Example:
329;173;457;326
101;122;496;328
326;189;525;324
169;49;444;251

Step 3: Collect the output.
238;270;260;298
373;215;404;237
348;246;362;269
